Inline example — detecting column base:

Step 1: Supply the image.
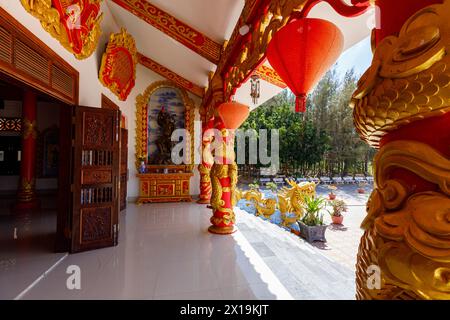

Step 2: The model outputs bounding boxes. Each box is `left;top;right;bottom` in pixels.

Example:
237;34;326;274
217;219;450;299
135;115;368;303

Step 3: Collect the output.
208;225;236;235
197;198;211;204
12;198;41;213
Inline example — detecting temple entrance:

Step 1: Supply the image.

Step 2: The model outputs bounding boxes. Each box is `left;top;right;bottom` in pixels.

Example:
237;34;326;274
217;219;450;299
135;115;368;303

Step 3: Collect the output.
0;75;70;299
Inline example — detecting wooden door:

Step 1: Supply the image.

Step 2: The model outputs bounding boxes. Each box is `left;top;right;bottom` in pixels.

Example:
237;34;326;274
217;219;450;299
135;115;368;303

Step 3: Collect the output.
71;106;120;253
119;128;128;211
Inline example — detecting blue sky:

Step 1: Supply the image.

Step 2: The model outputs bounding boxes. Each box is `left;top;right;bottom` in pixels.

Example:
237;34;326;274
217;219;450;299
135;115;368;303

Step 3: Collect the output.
333;36;373;80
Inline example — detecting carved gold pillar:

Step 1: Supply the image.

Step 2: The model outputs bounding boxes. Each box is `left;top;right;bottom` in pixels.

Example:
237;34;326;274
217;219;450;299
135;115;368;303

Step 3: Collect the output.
197;118;214;204
353;0;450;299
206;74;239;234
208;118;238;235
14;89;40;212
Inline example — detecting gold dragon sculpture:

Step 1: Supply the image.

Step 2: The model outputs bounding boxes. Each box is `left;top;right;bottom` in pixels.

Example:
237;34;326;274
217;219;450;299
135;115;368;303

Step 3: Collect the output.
279;180;317;219
244;189;277;219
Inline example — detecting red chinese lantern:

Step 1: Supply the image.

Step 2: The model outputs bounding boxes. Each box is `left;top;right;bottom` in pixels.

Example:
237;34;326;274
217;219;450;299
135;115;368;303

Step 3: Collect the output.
267;18;344;112
217;102;250;129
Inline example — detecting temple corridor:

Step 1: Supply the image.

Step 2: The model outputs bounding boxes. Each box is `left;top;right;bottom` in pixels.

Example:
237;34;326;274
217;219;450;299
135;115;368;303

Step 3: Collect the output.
1;198;368;300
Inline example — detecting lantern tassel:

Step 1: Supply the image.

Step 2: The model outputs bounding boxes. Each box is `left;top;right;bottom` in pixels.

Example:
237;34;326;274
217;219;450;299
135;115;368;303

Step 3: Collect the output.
295;95;307;113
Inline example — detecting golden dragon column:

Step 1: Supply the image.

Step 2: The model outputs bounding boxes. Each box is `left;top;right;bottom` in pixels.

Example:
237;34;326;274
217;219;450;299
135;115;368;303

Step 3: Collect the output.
197;118;215;204
353;0;450;299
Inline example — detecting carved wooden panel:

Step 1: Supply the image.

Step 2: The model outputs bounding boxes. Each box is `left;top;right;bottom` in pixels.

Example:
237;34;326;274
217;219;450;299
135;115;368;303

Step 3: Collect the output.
137;172;192;203
80;207;112;243
72;106;119;253
83;113;114;148
82;169;112;185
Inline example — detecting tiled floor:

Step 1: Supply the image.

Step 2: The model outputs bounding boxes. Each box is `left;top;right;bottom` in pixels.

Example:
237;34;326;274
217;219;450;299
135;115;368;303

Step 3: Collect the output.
0;187;370;300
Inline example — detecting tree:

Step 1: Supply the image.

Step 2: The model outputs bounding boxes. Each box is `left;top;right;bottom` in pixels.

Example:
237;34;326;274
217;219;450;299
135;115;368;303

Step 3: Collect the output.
238;65;376;178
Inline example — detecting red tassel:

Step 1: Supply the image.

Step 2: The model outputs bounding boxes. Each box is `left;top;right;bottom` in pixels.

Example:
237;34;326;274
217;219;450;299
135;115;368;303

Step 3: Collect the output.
295;95;307;113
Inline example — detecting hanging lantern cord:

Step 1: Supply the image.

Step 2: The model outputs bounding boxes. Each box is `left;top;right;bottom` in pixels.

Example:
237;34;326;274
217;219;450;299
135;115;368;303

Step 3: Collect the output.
295;94;307;113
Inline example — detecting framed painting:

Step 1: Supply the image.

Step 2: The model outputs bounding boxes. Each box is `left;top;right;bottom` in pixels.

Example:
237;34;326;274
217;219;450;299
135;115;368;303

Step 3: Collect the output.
135;81;195;170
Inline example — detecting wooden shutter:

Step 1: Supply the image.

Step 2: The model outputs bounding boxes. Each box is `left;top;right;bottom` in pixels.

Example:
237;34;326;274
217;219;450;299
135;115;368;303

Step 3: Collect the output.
71;106;120;253
0;8;78;105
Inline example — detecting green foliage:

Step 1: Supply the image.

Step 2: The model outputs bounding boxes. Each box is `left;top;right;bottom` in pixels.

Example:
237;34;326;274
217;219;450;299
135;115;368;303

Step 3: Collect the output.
239;66;376;177
248;182;260;190
265;181;278;193
301;195;326;226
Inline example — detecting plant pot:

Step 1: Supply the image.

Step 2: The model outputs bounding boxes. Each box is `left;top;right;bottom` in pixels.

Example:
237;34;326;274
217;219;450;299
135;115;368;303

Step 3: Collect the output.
357;188;365;194
331;215;344;225
328;193;336;200
297;221;327;243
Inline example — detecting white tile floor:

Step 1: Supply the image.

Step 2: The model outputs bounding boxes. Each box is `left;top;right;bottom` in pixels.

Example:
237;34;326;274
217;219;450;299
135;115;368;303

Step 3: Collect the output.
1;200;358;300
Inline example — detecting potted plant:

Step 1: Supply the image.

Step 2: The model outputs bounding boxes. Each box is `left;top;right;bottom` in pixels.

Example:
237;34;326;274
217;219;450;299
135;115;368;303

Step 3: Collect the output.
297;195;327;242
327;185;337;200
328;199;348;225
357;181;367;194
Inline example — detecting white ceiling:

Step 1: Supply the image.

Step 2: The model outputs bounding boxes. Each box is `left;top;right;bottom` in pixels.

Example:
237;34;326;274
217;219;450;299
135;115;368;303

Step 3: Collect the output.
107;0;245;88
149;0;245;43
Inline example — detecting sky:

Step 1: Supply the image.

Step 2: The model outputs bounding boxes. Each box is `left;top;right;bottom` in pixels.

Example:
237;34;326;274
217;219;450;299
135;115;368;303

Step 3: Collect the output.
333;36;373;80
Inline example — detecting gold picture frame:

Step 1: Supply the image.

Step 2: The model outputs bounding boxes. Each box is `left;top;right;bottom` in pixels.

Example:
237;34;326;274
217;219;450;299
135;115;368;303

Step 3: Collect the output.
135;81;195;171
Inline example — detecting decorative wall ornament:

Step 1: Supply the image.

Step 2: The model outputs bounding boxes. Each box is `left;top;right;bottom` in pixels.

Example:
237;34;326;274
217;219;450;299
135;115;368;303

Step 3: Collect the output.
135;81;195;170
23;119;37;139
111;0;221;64
138;53;205;98
254;65;287;89
351;0;450;148
0;117;21;133
20;0;103;60
99;29;137;101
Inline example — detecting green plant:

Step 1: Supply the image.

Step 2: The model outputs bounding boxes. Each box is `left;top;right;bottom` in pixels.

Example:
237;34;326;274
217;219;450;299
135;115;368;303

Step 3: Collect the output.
248;181;260;190
266;181;278;193
300;195;326;226
328;199;348;217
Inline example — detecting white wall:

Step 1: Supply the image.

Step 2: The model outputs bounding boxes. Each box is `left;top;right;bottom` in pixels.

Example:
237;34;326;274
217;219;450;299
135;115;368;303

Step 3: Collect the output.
0;1;201;199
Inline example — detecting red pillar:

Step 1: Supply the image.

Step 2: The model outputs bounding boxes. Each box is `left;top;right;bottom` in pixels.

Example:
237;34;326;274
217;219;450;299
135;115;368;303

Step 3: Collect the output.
14;89;40;212
375;0;443;43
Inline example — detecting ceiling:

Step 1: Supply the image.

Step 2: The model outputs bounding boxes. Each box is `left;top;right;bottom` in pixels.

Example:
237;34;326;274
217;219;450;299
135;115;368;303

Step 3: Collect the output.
107;0;374;102
106;0;244;88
